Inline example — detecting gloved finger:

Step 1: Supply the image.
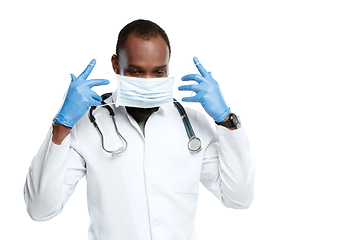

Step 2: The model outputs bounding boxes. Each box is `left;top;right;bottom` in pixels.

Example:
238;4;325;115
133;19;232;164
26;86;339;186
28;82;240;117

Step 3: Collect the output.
89;90;103;102
193;57;208;77
86;79;110;88
89;98;102;107
181;74;205;83
70;74;77;83
78;59;96;80
181;95;200;102
178;84;201;93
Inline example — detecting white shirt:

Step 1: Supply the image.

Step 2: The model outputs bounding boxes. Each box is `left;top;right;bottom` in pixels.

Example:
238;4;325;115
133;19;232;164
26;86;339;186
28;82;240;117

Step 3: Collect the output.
24;94;254;240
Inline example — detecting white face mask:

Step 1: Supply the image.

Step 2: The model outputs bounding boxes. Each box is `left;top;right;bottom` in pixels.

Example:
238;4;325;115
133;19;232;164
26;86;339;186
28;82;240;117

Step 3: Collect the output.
116;75;174;108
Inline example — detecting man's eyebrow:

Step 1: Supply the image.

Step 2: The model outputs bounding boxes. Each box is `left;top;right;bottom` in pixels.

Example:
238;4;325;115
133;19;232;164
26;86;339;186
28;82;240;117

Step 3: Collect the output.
129;64;143;69
155;65;168;69
128;64;168;69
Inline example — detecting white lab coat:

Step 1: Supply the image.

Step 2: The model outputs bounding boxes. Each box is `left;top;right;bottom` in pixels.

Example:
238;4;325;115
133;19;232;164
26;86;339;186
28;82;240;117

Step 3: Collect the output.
24;93;255;240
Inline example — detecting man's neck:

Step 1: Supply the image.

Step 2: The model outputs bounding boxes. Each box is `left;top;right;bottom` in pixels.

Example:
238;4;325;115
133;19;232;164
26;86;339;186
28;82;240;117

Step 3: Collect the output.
125;107;159;135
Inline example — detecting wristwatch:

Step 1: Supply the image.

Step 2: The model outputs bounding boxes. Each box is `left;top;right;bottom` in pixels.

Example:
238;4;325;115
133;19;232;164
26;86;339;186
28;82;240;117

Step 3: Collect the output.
216;113;241;128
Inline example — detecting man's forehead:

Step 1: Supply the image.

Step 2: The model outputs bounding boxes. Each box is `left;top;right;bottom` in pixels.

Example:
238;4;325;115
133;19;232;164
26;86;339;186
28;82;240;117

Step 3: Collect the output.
128;63;168;69
119;33;169;66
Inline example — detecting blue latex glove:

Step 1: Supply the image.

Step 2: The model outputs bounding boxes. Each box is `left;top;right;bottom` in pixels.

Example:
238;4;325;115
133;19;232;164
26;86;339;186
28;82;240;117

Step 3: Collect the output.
178;57;230;122
54;59;110;128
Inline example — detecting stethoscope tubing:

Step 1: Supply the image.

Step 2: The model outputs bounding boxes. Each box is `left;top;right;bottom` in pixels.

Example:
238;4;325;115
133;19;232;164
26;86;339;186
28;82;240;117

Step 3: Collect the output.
89;95;201;156
173;99;202;152
173;101;194;139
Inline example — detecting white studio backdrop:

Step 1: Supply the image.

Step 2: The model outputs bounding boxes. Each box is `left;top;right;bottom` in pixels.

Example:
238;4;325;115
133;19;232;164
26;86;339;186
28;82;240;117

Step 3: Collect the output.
1;0;360;239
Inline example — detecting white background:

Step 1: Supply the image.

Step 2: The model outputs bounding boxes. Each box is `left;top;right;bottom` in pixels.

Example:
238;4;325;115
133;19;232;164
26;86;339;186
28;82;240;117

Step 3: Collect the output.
1;0;360;239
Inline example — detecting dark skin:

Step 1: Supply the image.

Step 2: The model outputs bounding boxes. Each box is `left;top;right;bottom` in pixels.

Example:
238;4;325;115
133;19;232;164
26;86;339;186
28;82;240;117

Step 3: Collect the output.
111;33;170;124
52;33;233;145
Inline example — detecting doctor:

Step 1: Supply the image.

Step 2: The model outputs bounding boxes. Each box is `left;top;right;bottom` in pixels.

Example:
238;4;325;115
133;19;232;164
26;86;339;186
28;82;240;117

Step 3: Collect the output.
24;19;254;240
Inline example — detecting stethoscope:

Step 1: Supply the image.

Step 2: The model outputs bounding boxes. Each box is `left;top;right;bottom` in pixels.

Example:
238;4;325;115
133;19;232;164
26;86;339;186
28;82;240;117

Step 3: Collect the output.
88;93;201;157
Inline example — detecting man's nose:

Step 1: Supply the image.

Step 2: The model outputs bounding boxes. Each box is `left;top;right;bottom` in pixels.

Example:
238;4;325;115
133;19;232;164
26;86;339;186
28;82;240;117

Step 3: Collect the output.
142;73;156;79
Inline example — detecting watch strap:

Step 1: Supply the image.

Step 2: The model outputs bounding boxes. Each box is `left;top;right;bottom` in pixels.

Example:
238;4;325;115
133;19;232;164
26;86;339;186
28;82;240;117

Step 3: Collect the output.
216;113;238;128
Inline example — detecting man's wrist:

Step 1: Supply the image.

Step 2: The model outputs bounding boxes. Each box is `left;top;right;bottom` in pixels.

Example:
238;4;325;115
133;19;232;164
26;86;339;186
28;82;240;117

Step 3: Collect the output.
216;112;241;130
220;113;231;122
52;122;71;145
213;107;231;123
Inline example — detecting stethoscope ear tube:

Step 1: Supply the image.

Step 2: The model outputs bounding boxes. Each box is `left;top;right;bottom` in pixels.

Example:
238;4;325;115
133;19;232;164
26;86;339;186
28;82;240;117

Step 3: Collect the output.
173;99;202;153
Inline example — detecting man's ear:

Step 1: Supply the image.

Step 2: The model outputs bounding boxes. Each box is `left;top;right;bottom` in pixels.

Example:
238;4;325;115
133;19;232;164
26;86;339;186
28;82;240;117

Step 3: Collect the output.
111;54;119;74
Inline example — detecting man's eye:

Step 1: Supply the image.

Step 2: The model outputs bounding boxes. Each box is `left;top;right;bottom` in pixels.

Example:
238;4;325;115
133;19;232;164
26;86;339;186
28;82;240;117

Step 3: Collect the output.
129;69;140;75
156;70;166;76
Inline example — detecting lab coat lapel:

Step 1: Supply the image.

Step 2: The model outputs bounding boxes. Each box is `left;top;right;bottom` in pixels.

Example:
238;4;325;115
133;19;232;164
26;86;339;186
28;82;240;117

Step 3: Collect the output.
110;92;145;140
143;104;170;141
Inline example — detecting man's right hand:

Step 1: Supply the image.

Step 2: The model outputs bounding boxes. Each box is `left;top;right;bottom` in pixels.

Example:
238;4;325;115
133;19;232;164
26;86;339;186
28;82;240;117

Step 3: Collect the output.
53;59;109;128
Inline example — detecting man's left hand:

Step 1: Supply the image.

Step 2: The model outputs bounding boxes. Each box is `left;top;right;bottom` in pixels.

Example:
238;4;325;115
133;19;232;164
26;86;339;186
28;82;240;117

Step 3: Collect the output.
178;57;230;122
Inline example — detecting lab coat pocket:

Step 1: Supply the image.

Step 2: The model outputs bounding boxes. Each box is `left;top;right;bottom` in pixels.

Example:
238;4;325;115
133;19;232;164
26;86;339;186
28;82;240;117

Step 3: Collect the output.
171;149;202;194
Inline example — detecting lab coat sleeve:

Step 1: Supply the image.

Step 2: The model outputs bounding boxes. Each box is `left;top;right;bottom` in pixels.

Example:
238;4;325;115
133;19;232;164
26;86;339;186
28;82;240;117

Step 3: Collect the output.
200;122;255;209
24;126;86;221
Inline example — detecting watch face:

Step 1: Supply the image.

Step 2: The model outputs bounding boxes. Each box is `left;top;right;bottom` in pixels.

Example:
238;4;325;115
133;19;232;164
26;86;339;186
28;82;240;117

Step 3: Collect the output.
230;114;238;125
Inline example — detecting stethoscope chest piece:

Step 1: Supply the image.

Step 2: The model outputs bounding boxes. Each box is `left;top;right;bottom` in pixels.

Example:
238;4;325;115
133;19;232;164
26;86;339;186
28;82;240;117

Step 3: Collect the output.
188;137;202;152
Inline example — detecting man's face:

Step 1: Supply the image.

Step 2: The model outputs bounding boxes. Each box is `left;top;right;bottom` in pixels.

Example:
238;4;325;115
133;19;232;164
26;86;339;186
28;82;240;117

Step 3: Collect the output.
112;33;170;78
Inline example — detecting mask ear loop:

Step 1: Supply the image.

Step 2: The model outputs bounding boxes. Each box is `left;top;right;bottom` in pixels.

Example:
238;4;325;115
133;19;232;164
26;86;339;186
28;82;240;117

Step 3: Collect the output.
172;62;201;99
172;62;201;78
89;64;118;77
90;62;201;107
89;64;118;107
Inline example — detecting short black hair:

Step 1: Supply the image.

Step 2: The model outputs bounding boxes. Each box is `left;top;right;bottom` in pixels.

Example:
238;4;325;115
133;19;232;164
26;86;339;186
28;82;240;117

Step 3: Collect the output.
116;19;171;57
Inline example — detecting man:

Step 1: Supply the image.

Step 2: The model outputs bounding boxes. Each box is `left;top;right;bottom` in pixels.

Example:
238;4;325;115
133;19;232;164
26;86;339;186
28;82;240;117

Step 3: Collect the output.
24;19;254;240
